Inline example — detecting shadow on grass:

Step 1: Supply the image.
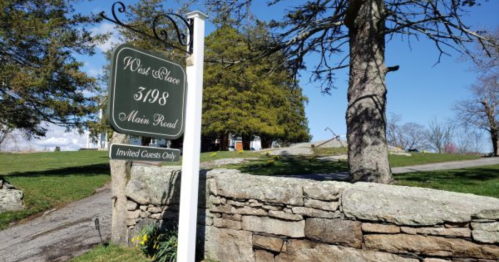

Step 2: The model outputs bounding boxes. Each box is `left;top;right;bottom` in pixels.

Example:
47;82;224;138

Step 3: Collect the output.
394;165;499;198
1;164;110;179
395;166;499;183
236;156;348;178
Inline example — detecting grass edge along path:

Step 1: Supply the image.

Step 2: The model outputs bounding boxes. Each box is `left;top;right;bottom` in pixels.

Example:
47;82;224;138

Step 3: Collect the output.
68;244;148;262
69;244;220;262
389;152;480;167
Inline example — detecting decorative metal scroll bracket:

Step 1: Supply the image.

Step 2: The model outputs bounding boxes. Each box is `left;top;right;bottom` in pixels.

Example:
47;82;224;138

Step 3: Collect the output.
100;1;194;54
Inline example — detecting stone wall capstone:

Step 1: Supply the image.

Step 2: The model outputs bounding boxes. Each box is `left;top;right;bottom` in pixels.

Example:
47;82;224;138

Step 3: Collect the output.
124;166;499;262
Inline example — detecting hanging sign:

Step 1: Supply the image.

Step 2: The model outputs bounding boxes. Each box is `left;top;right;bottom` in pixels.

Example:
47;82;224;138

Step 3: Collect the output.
108;44;187;139
109;144;181;162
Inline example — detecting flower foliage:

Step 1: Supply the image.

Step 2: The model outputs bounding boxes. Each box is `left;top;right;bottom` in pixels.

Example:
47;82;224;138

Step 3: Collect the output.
132;224;178;262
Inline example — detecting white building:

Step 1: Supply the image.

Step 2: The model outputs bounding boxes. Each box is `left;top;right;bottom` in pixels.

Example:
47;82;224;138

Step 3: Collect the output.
228;134;262;151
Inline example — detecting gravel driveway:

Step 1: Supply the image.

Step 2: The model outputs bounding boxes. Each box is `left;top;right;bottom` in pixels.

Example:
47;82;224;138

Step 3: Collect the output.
0;186;111;262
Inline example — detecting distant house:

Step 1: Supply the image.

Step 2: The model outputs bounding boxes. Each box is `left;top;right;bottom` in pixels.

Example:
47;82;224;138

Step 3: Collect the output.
228;134;262;151
98;132;108;150
129;136;170;148
84;109;108;150
88;109;172;150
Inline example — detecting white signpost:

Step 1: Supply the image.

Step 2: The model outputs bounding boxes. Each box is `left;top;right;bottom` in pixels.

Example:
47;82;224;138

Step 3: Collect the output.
177;11;207;262
102;4;207;260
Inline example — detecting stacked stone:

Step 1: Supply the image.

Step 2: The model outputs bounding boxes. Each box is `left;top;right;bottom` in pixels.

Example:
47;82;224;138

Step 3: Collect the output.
124;166;499;262
124;165;181;232
0;178;24;214
205;169;499;262
471;210;499;245
126;202;168;225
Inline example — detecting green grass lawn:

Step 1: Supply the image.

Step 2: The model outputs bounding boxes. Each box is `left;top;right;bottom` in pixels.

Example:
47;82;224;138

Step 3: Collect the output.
235;156;348;176
199;150;262;162
225;151;482;176
69;244;219;262
0;151;110;175
162;150;262;166
68;245;148;262
389;152;480;167
313;147;348;156
0;151;111;230
313;147;480;167
395;164;499;198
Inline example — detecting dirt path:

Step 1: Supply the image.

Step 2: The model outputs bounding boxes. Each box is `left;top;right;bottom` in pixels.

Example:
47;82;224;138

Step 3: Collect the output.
277;157;499;180
391;157;499;174
0;186;111;262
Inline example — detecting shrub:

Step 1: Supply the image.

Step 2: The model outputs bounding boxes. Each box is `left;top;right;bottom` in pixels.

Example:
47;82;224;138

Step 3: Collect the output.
155;229;178;262
132;225;178;262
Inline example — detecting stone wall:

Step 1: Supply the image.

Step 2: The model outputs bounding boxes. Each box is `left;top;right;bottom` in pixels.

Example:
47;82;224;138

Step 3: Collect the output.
124;165;499;262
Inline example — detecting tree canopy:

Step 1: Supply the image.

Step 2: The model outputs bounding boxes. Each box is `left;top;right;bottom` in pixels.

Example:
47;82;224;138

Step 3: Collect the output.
203;25;310;149
387;114;427;151
0;0;105;140
202;0;498;183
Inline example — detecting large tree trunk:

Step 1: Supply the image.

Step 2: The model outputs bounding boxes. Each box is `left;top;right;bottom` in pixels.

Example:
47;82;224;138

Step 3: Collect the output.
483;99;499;157
491;129;499;156
141;137;151;146
242;134;251;151
220;131;228;151
345;0;392;183
260;135;272;149
110;132;131;246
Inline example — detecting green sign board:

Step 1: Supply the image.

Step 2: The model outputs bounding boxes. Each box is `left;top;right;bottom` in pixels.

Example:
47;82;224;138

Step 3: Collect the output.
109;144;181;162
108;44;187;139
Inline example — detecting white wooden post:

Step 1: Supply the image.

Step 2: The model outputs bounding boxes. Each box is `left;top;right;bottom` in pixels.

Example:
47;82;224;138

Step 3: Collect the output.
177;11;206;262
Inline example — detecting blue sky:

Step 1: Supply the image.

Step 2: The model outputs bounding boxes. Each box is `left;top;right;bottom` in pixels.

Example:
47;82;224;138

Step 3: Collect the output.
9;0;499;151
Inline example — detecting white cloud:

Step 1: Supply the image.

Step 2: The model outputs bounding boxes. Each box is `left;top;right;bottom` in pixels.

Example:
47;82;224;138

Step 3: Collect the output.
87;68;101;77
2;123;97;152
91;22;122;53
82;59;102;78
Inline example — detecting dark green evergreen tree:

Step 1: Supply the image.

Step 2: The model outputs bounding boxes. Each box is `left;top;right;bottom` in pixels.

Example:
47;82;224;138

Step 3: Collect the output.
0;0;106;140
203;25;311;150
